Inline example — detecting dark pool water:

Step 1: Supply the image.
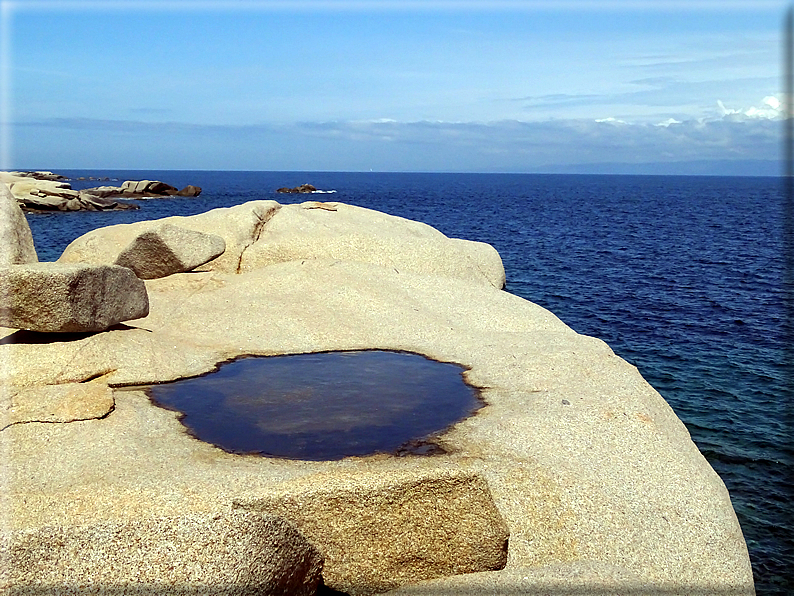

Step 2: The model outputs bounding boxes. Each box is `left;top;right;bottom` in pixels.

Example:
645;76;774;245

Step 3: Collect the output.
147;350;483;461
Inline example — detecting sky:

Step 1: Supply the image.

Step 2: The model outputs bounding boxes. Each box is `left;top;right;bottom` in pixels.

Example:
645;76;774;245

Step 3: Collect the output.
1;0;790;174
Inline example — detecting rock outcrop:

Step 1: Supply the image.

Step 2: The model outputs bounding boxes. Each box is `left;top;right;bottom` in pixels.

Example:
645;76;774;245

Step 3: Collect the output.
0;200;755;595
114;224;226;280
1;511;324;595
0;171;201;211
0;262;149;332
0;171;138;212
0;182;38;265
4;170;68;181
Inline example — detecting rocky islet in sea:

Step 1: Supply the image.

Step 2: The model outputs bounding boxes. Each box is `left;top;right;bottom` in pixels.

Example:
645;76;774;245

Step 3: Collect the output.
0;170;202;212
0;179;756;594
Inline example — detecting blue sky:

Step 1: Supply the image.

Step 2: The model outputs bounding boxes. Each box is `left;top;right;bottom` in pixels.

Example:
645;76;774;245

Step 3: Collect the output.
1;0;789;173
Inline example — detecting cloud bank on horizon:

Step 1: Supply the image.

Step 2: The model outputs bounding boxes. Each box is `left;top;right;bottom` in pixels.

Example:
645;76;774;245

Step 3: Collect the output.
3;0;789;174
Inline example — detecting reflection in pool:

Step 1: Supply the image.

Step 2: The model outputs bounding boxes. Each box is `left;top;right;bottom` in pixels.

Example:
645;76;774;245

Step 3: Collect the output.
148;350;483;461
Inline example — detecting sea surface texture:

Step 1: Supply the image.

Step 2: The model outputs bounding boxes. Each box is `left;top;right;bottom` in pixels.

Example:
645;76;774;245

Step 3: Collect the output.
27;170;792;595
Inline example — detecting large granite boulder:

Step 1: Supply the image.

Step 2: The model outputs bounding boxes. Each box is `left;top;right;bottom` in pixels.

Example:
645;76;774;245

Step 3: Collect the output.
58;200;505;288
0;263;149;332
0;511;324;595
80;185;126;198
114;223;226;279
59;200;281;274
235;469;509;595
4;170;67;181
0;182;38;265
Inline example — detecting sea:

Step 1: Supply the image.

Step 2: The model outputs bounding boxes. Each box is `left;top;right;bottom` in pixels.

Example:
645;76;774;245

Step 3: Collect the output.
23;170;793;595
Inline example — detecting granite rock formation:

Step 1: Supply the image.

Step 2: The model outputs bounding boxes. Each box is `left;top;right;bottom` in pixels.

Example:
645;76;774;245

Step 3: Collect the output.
0;171;201;211
0;200;755;595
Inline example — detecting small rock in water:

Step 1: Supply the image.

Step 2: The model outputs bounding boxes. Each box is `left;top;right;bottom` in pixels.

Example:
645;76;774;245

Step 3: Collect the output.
276;183;317;194
176;184;202;197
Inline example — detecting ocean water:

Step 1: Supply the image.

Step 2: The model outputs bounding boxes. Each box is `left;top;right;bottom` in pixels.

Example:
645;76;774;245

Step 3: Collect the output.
25;170;792;595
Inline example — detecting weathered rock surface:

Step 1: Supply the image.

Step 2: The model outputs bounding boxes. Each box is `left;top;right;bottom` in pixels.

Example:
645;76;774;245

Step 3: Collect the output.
85;181;202;198
1;201;755;595
0;182;38;266
0;511;324;595
235;469;509;595
241;201;506;288
120;179;184;196
114;223;226;279
386;561;647;595
0;263;149;332
0;380;114;429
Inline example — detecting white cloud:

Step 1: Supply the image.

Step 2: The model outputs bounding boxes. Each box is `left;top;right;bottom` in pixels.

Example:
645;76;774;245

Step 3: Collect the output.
717;95;784;120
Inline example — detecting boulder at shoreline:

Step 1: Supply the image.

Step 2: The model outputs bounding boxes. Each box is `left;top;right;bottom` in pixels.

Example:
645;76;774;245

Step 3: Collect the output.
0;200;755;595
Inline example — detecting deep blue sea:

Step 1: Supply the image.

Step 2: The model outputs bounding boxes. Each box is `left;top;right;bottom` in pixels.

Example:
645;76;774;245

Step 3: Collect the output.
25;170;793;595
